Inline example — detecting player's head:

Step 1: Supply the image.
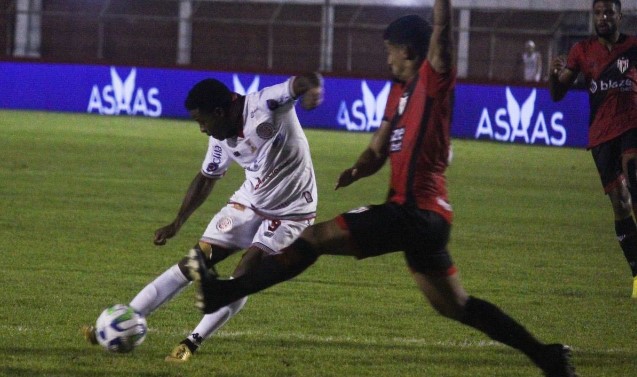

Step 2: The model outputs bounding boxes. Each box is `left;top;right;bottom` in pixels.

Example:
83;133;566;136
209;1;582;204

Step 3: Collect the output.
383;15;432;81
185;79;236;140
524;40;536;52
185;78;232;114
592;0;622;39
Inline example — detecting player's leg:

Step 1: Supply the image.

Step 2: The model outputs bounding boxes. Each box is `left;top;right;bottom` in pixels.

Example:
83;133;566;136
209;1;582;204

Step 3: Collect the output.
81;242;234;347
170;215;316;361
593;136;637;297
621;141;637;297
189;217;352;314
411;270;576;376
165;203;258;362
190;204;411;314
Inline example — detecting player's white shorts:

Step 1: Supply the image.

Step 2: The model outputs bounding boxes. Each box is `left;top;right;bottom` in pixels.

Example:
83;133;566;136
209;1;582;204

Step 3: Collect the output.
200;202;314;255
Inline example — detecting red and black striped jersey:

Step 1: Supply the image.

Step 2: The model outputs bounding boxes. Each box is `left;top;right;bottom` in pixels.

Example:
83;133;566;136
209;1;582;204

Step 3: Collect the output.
382;60;456;223
566;34;637;148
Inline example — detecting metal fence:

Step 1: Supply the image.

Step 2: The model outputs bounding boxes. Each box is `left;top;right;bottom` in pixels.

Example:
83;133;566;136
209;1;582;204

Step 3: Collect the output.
2;0;636;82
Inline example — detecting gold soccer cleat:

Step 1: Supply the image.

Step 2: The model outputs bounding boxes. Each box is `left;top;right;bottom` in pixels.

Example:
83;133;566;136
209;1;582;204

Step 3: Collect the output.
81;324;98;345
165;343;193;363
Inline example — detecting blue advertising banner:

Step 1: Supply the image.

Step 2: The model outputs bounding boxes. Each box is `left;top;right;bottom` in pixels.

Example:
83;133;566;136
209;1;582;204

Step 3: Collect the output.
0;61;590;148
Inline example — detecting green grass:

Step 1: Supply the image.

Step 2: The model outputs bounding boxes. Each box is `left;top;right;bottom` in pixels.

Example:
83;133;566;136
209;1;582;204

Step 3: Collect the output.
1;109;635;377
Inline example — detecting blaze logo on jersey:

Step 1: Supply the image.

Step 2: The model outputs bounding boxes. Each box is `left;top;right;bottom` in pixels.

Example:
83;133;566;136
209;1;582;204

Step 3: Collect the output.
337;80;391;132
390;128;405;152
474;87;566;146
87;67;162;117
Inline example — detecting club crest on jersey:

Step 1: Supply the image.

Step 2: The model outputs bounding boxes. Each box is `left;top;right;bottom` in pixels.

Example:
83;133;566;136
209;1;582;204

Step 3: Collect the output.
617;57;629;74
256;122;276;139
216;216;233;233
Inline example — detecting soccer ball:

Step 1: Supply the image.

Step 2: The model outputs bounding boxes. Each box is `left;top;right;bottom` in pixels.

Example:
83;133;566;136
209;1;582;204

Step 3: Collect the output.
95;304;147;353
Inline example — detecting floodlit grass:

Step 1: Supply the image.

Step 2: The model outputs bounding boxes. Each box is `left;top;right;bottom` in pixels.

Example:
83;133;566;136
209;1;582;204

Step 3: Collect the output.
1;109;635;377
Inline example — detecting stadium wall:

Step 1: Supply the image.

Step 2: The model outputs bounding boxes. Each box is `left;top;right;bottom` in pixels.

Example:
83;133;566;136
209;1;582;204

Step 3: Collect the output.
0;61;589;148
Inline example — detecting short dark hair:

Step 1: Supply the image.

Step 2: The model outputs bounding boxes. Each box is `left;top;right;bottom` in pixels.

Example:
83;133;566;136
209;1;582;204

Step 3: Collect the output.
383;15;432;61
593;0;621;11
185;78;232;113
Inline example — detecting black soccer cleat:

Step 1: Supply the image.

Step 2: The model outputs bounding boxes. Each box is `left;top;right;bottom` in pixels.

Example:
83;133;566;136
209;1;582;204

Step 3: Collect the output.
536;344;578;377
186;248;224;314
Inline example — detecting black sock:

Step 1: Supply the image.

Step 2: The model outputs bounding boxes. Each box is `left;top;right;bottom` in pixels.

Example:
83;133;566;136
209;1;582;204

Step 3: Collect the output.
204;238;319;311
180;338;198;353
615;217;637;276
460;296;544;362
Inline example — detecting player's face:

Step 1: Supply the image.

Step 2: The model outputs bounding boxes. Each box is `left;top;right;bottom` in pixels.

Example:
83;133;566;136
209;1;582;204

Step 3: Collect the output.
593;1;621;39
189;108;232;140
384;41;411;82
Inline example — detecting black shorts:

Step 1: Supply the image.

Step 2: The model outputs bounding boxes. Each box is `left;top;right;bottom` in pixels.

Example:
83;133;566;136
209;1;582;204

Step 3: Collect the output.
591;128;637;193
339;202;453;274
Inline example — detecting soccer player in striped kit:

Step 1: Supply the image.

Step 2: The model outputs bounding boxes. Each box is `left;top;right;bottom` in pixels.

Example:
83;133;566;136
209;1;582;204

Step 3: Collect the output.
550;0;637;298
189;1;577;376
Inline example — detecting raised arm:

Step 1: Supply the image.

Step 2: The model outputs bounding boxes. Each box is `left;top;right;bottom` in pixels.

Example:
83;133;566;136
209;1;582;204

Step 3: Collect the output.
291;72;324;110
427;0;454;73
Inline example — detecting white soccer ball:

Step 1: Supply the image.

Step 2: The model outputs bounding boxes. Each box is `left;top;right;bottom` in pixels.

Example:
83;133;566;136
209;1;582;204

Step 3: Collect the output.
95;304;147;353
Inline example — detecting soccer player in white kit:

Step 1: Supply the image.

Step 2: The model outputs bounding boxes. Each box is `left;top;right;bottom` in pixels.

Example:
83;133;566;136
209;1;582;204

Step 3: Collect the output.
82;73;324;361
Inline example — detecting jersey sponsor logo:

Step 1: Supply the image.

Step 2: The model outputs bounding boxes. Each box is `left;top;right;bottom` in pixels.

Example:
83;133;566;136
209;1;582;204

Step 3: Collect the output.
590;78;632;94
206;145;223;173
215;216;233;233
390;128;405;152
256;122;276;139
337;80;391;132
474;87;566;146
87;67;162;117
303;191;313;203
617;57;629;74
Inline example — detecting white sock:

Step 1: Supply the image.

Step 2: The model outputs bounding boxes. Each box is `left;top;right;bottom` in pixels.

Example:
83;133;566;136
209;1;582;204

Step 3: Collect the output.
129;264;190;317
187;296;248;347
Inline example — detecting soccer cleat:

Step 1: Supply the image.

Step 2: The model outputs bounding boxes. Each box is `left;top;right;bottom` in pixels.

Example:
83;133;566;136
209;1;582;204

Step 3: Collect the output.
164;343;193;363
81;324;98;345
187;248;225;314
536;344;578;377
632;276;637;299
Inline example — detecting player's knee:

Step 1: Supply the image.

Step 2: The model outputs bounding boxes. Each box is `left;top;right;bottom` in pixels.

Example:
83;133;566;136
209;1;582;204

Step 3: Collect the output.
609;186;633;218
277;238;319;272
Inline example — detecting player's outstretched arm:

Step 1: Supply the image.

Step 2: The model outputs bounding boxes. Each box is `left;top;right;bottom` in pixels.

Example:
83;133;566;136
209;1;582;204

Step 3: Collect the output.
427;0;454;74
154;172;217;245
335;119;391;190
292;72;324;110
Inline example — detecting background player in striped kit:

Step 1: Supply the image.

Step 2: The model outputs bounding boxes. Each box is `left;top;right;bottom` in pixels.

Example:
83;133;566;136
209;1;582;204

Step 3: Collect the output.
550;0;637;298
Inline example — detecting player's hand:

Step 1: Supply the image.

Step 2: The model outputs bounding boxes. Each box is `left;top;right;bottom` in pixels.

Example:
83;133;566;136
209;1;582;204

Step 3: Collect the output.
335;167;358;190
550;55;567;76
301;86;324;110
153;223;179;245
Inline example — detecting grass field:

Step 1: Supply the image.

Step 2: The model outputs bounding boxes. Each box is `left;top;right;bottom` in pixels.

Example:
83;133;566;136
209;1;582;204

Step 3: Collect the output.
1;109;636;377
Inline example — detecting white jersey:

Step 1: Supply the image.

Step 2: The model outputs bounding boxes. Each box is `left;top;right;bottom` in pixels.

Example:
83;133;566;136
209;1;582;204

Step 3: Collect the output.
522;51;542;82
200;78;317;220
